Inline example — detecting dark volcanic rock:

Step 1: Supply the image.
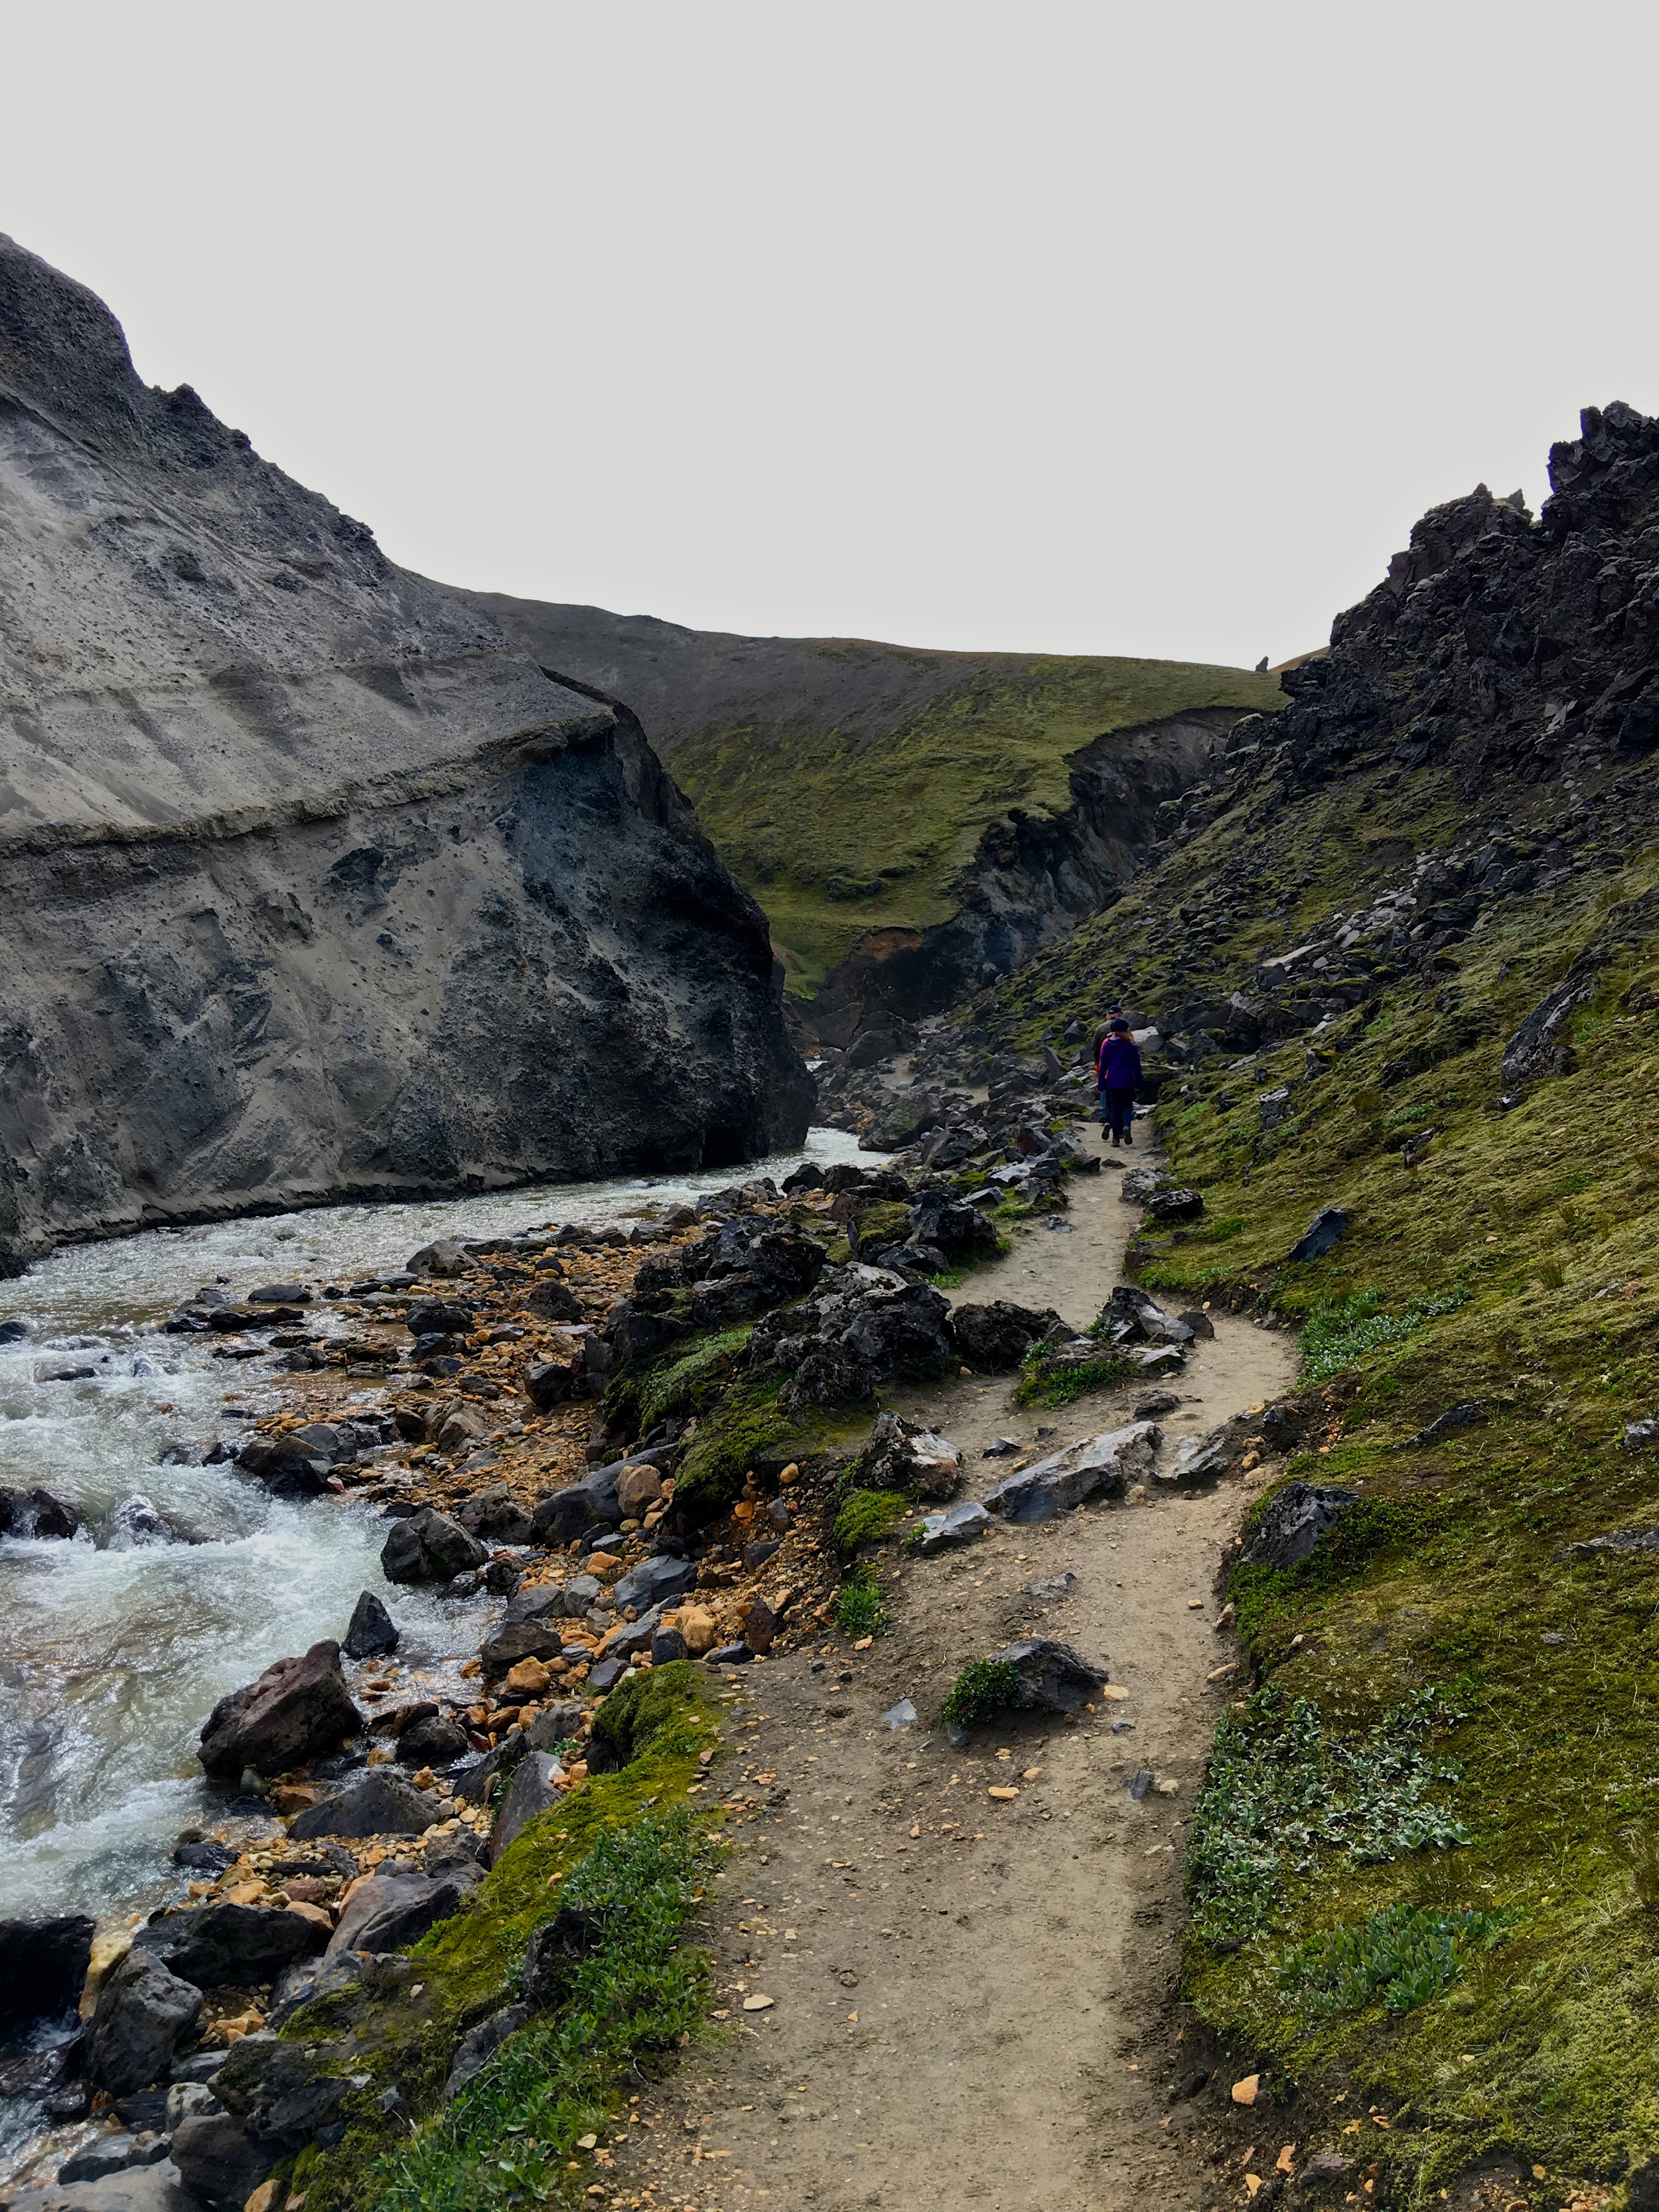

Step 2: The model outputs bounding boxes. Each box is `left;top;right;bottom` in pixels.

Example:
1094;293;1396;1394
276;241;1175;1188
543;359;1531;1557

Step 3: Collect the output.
324;1872;469;1957
0;1913;94;2032
198;1641;362;1777
949;1299;1061;1371
380;1507;487;1584
85;1947;203;2096
170;2110;277;2212
1287;1206;1352;1262
342;1588;399;1659
135;1902;323;1988
0;1486;81;1538
1240;1482;1358;1570
288;1769;437;1840
0;235;810;1277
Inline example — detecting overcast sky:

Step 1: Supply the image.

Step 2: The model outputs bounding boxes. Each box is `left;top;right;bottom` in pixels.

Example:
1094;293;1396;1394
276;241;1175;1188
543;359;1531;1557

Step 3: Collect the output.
4;1;1655;671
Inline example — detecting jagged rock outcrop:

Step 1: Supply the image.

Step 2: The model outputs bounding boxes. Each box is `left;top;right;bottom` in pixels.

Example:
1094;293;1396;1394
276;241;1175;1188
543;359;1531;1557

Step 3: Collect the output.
457;595;1281;1041
0;236;810;1272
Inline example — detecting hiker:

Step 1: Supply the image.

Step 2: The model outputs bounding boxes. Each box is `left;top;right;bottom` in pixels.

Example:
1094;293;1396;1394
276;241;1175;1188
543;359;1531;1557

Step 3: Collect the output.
1096;1019;1142;1146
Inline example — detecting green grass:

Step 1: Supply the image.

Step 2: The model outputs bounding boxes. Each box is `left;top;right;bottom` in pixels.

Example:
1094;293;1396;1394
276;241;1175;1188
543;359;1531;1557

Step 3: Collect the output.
670;652;1282;992
1013;1340;1135;1407
832;1487;908;1556
1299;1285;1471;1384
1276;1899;1520;2020
832;1564;889;1638
941;1657;1026;1730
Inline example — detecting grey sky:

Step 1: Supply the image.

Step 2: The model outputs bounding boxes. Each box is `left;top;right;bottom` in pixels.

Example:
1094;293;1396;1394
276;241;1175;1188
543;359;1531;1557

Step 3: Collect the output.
5;1;1654;672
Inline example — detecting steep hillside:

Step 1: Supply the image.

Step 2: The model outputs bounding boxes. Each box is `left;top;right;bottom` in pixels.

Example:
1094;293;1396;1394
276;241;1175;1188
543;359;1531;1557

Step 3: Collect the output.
0;237;810;1270
943;405;1659;2199
460;593;1282;1041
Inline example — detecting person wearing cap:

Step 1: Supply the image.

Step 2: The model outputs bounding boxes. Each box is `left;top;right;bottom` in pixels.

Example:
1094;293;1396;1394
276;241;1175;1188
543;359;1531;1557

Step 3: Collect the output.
1096;1019;1142;1146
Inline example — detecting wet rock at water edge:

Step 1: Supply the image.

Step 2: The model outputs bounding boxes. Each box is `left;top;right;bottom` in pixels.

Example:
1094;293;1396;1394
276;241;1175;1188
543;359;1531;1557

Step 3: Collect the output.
288;1769;439;1840
170;2110;277;2212
85;1947;204;2097
380;1507;486;1584
341;1589;399;1659
0;1485;82;1538
1238;1481;1358;1570
231;1433;332;1498
397;1713;471;1768
198;1641;363;1778
0;1912;96;2033
135;1901;325;1988
324;1870;472;1957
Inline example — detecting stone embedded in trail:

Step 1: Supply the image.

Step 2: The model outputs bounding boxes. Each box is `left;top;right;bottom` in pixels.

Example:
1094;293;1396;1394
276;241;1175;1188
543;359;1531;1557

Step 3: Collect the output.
85;1947;204;2096
198;1641;362;1778
950;1299;1062;1371
1165;1426;1232;1486
1239;1481;1358;1570
916;1501;992;1554
342;1589;399;1660
612;1553;700;1611
135;1902;323;1988
0;1915;94;2036
856;1409;964;1501
1177;1307;1216;1339
995;1637;1110;1713
289;1770;437;1840
981;1421;1163;1522
380;1507;486;1584
1287;1205;1352;1262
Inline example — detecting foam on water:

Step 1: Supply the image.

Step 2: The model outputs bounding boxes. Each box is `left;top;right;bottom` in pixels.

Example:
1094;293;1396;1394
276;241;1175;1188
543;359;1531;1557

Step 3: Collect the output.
0;1126;865;1925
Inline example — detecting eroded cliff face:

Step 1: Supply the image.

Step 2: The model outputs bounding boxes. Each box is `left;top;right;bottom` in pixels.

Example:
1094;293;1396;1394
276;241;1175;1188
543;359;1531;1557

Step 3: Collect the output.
458;594;1280;1040
0;236;810;1269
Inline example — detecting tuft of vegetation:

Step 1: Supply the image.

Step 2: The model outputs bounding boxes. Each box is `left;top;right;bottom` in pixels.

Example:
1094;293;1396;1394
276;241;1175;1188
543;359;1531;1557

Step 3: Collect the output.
942;1657;1027;1730
1013;1339;1134;1407
1299;1285;1471;1384
1276;1900;1519;2020
831;1564;888;1639
832;1487;908;1556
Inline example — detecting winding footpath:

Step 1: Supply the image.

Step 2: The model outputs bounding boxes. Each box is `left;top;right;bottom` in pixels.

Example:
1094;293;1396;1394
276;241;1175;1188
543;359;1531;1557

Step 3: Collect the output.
605;1137;1299;2212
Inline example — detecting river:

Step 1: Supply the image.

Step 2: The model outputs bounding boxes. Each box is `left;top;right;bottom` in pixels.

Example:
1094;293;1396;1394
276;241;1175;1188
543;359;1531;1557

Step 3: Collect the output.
0;1130;863;1934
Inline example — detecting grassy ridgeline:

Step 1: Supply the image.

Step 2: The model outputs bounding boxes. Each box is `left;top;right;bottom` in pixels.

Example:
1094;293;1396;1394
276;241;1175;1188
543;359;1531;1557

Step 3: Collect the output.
974;733;1659;2193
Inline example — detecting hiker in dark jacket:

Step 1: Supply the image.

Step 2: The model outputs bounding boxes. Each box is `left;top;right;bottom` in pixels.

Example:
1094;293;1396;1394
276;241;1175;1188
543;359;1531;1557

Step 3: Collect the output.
1096;1020;1143;1146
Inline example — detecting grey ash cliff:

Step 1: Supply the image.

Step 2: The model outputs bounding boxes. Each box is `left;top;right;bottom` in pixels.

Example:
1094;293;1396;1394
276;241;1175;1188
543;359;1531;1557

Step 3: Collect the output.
0;236;810;1270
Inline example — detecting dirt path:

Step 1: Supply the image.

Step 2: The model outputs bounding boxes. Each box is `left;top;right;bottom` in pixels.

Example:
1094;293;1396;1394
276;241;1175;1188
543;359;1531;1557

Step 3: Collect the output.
607;1130;1299;2212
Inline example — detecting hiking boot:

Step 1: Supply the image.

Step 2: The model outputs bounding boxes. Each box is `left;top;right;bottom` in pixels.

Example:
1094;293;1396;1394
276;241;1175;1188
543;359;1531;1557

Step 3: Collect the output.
1122;1128;1133;1146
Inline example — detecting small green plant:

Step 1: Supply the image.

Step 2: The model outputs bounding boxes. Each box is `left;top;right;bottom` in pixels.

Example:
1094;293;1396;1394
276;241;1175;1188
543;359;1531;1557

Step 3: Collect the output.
1612;1821;1659;1905
1299;1286;1470;1384
832;1487;907;1556
1013;1338;1133;1408
942;1657;1026;1730
1277;1900;1519;2018
833;1564;887;1637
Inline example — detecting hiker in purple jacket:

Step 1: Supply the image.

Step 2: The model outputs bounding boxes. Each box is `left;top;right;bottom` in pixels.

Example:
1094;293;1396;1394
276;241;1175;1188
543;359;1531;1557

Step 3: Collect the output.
1096;1020;1143;1146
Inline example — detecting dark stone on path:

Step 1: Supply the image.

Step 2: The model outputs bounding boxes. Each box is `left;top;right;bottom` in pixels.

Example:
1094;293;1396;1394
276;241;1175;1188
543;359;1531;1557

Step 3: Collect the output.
198;1641;362;1777
1287;1205;1352;1262
528;1461;626;1544
342;1589;399;1659
380;1507;486;1584
950;1300;1061;1371
405;1299;472;1338
1127;1768;1155;1801
135;1902;323;1988
288;1769;437;1840
995;1637;1109;1713
611;1552;699;1610
1238;1481;1358;1570
85;1948;203;2096
0;1913;96;2032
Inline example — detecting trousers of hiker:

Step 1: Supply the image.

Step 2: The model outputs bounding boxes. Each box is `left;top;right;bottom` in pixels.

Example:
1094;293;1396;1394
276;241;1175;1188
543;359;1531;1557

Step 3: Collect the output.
1096;1025;1143;1147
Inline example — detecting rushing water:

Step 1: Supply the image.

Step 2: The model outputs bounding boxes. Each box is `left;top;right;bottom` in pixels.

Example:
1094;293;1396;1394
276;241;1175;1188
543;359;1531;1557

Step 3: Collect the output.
0;1128;865;1932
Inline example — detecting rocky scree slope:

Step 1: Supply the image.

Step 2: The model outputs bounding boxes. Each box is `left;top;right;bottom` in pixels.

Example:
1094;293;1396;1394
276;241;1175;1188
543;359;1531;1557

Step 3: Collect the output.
0;236;809;1272
457;591;1282;1043
949;403;1659;2203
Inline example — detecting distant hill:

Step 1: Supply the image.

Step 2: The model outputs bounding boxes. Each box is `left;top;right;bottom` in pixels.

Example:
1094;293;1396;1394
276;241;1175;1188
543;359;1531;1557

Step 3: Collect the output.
454;594;1283;1041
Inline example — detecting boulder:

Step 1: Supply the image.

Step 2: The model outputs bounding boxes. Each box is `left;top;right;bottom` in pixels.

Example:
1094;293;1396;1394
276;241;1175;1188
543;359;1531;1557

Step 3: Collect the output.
488;1751;565;1864
995;1637;1110;1713
838;1280;956;1379
856;1410;963;1501
775;1339;878;1414
169;2112;275;2212
433;1405;490;1451
456;1483;532;1544
480;1588;571;1674
397;1715;470;1768
524;1278;583;1324
1239;1482;1358;1570
949;1300;1060;1371
522;1903;601;2005
906;1191;1000;1263
529;1463;625;1545
324;1872;469;1958
981;1422;1163;1522
380;1508;486;1584
1287;1206;1352;1263
56;2135;170;2186
405;1299;473;1337
0;1913;96;2033
0;1486;82;1538
232;1435;332;1498
524;1357;581;1411
1176;1309;1215;1340
287;1770;437;1840
5;2164;198;2212
1167;1427;1231;1486
616;1463;664;1518
198;1642;362;1779
612;1554;699;1611
406;1240;470;1277
652;1625;689;1664
1145;1186;1204;1222
135;1903;323;1988
445;2002;532;2096
85;1949;203;2097
1501;964;1597;1086
341;1589;399;1660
